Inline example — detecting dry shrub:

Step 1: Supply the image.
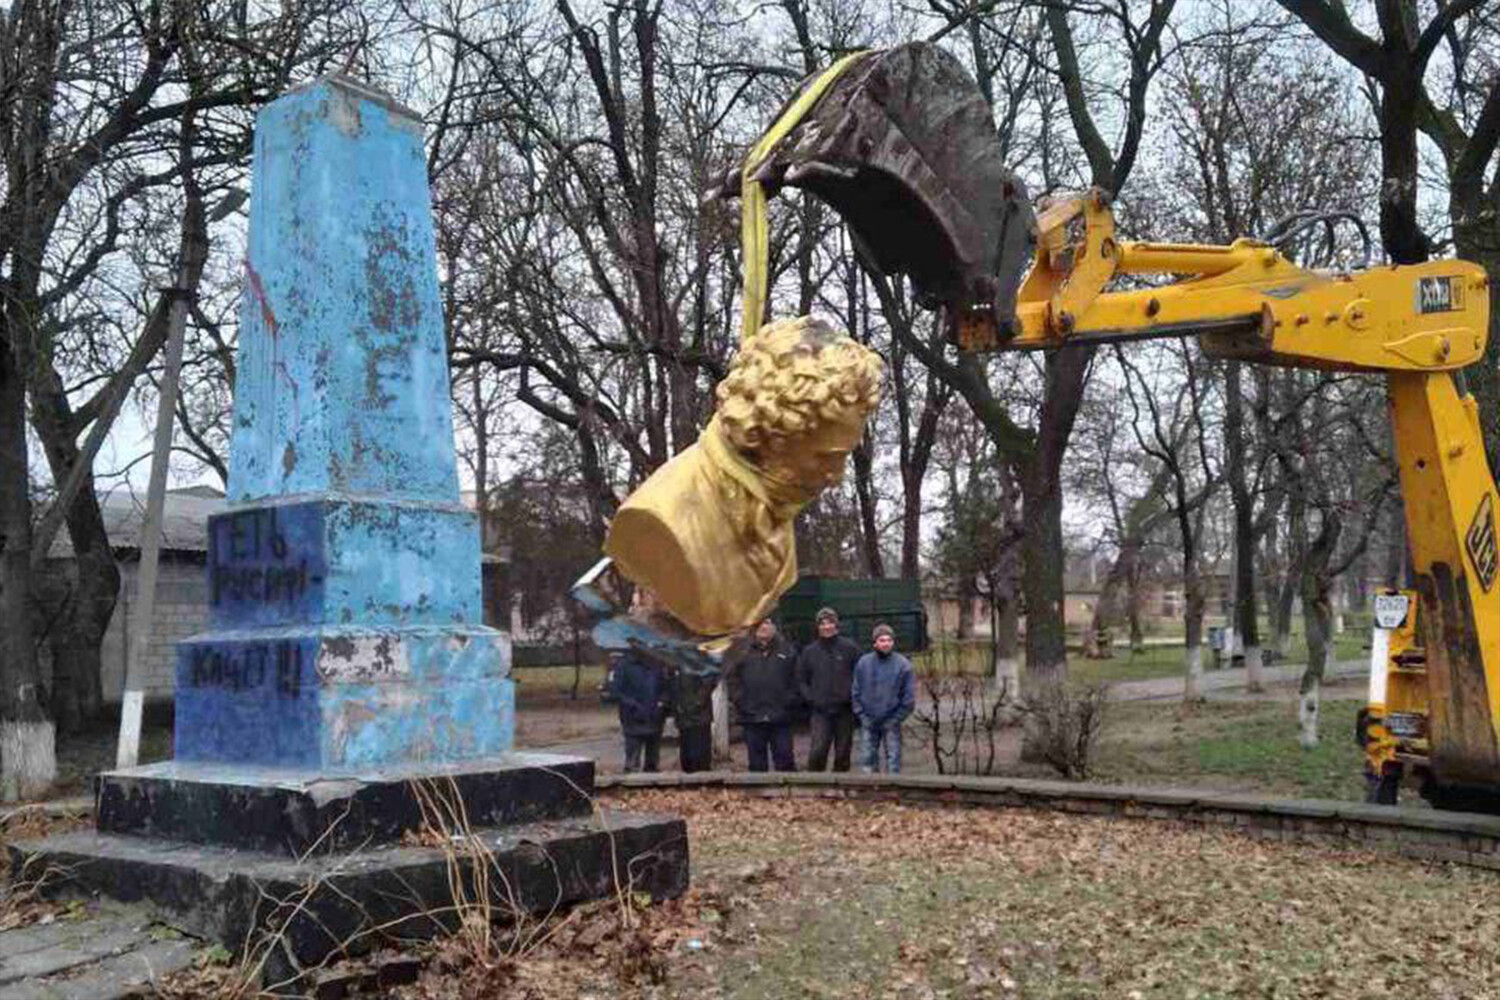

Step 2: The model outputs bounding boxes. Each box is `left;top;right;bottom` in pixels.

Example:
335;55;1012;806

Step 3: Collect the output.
912;670;1016;776
1016;680;1109;780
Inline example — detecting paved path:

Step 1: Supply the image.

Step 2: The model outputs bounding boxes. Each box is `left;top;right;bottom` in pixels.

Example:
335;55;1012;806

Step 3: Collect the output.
1109;658;1367;701
0;902;199;999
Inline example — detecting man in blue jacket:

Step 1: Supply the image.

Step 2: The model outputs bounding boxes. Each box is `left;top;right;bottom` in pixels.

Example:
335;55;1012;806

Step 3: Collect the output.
852;623;916;774
603;651;669;773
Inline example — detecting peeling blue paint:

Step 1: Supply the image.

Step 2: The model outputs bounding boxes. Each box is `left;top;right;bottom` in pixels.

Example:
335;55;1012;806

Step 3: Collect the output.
174;628;513;767
227;79;457;504
174;76;513;772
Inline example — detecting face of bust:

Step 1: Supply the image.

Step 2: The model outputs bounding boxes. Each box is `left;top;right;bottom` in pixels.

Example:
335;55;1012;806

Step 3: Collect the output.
760;407;867;491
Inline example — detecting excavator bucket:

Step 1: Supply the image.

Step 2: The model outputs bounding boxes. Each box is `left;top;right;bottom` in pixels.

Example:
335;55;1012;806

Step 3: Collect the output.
717;42;1037;341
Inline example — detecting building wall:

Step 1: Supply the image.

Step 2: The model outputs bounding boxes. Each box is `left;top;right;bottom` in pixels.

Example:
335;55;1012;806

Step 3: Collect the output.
100;557;210;705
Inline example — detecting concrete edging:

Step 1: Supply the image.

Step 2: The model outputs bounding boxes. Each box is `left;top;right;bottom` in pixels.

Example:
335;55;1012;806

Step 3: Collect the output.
595;771;1500;871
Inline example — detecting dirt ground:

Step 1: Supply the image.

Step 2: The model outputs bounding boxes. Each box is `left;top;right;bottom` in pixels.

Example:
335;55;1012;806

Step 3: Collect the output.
379;790;1500;1000
519;675;1373;797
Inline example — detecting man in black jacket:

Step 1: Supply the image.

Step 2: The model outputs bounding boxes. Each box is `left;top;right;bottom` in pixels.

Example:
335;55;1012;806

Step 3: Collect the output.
797;607;861;771
726;618;798;772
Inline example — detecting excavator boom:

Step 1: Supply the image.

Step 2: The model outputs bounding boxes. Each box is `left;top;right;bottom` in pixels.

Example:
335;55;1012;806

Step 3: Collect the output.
728;41;1500;810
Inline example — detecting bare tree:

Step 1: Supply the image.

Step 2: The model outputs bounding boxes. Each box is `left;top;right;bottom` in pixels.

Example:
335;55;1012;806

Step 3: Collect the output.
0;0;363;797
1276;1;1500;457
1116;343;1221;700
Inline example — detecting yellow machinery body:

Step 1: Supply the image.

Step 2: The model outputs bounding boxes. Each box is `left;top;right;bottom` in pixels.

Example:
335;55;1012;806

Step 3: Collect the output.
962;192;1498;807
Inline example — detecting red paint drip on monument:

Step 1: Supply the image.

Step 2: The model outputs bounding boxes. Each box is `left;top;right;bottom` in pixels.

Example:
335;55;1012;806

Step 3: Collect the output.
245;260;279;337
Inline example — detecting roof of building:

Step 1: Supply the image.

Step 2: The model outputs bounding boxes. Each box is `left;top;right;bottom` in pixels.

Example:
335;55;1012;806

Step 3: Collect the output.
50;486;513;562
48;487;225;558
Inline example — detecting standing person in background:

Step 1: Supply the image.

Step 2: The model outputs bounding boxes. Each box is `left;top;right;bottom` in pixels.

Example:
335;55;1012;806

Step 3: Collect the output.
726;618;799;772
603;650;669;773
670;665;719;773
852;623;916;774
797;607;861;772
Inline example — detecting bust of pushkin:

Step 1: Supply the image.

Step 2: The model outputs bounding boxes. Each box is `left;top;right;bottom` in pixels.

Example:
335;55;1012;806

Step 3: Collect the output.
605;316;882;636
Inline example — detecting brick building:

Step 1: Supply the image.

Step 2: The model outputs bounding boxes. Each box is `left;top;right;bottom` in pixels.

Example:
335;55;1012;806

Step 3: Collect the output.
40;487;221;705
44;487;508;705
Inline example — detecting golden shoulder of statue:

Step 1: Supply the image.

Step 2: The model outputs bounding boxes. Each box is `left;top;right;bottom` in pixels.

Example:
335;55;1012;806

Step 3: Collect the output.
605;316;882;636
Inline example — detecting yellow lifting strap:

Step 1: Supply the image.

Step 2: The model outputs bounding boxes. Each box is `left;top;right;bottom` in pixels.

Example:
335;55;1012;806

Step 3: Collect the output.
739;50;870;343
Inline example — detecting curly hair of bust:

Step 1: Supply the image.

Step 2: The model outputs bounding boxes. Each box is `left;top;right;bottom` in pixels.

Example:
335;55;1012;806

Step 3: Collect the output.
716;316;882;454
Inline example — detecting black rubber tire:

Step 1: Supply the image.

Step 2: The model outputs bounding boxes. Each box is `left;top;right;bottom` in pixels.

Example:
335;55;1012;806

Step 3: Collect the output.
1420;779;1500;814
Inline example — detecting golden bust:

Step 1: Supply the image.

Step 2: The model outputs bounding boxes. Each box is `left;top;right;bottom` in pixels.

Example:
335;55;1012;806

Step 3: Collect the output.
604;316;882;636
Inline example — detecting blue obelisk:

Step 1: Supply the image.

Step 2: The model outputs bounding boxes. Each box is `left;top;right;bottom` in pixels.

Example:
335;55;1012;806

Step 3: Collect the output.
174;76;513;769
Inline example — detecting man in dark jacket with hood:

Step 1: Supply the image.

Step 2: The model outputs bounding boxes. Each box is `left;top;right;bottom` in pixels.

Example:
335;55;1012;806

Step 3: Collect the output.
726;618;799;772
603;651;669;773
852;623;916;774
797;607;861;771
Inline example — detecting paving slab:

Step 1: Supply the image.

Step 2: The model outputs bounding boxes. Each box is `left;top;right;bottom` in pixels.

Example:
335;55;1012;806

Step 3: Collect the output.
0;905;198;1000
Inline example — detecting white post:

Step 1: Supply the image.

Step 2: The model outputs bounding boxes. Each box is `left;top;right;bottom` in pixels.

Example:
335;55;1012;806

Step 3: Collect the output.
711;684;730;764
115;280;191;769
1368;624;1391;708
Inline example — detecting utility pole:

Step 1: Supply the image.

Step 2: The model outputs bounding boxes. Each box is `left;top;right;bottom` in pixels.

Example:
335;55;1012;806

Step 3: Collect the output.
115;277;192;769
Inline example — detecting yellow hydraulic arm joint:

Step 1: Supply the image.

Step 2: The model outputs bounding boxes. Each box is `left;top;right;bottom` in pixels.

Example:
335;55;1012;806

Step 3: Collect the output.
956;189;1490;378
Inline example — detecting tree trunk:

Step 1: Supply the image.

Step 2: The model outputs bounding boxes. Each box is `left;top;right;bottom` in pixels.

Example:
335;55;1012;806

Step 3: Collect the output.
1298;585;1331;750
1225;359;1265;691
1272;563;1297;654
29;370;122;733
1021;347;1093;692
992;573;1020;698
1086;537;1141;659
0;340;54;802
1183;573;1205;703
899;465;923;581
852;435;884;577
956;574;976;639
1298;519;1340;750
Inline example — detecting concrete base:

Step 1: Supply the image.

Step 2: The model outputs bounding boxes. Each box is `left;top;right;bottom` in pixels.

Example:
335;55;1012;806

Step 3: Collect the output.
10;753;689;990
95;752;593;855
11;809;688;988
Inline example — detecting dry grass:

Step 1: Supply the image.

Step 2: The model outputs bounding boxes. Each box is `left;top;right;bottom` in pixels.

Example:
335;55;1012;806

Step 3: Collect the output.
297;789;1500;998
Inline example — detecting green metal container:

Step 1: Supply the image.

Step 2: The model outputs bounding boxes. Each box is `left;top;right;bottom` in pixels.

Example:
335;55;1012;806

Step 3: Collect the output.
775;575;929;651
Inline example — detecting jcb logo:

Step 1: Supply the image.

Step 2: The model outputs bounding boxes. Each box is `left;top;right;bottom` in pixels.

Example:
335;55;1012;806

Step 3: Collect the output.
1467;494;1498;592
1417;275;1464;314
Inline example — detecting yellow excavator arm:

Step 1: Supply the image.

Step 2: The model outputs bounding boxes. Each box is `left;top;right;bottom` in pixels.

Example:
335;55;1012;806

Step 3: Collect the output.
580;40;1499;809
727;41;1499;810
973;187;1498;809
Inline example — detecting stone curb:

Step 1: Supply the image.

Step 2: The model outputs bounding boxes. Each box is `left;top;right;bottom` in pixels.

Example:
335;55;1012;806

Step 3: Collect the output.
594;771;1500;871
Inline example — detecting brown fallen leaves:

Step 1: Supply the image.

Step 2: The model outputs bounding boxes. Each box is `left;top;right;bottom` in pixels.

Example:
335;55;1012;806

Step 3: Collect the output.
152;791;1500;998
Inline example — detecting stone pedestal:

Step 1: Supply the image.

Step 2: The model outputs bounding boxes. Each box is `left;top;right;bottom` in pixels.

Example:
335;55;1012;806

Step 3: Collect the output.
9;74;686;987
